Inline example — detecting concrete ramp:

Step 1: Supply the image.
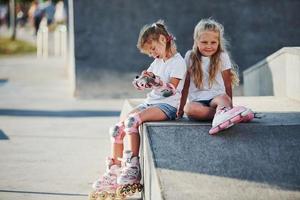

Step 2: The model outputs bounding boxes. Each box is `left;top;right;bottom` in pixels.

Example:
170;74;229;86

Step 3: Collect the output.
141;114;300;200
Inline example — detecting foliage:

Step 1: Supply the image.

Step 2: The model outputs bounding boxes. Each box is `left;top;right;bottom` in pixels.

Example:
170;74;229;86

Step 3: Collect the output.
0;37;36;56
0;0;61;4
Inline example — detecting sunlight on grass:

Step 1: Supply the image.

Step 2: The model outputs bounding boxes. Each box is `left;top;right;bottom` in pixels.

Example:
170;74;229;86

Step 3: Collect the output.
0;37;36;56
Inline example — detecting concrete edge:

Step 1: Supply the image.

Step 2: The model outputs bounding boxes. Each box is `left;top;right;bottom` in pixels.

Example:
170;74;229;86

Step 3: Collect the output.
141;123;164;200
120;98;144;120
243;47;300;75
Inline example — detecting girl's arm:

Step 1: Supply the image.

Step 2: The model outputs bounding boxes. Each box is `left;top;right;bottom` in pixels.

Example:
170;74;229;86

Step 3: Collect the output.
222;69;233;106
177;70;190;118
169;77;181;88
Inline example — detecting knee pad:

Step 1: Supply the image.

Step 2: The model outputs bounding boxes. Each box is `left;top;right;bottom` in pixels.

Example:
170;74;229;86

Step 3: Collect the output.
124;113;142;134
109;122;125;144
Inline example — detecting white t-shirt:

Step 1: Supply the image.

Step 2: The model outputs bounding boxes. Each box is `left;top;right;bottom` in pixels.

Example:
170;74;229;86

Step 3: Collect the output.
145;53;187;108
185;50;232;101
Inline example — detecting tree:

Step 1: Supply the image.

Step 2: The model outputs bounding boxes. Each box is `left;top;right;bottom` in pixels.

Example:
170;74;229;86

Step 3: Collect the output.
9;0;16;40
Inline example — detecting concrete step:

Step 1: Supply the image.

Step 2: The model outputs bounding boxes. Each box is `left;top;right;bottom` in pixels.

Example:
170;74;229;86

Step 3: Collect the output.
121;97;300;200
142;119;300;200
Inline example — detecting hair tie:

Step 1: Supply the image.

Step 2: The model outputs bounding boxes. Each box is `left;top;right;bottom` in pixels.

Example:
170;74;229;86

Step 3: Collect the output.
166;35;176;42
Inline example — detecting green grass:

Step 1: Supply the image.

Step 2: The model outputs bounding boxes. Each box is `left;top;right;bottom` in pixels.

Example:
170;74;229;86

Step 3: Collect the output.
0;37;36;56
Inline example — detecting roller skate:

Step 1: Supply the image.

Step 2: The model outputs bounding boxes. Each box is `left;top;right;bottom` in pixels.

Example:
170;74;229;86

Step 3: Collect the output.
116;150;143;198
89;157;121;200
132;71;161;90
209;106;254;135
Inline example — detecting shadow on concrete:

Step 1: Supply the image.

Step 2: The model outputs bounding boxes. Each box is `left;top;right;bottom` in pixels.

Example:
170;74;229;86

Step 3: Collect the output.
0;189;87;197
146;112;300;191
0;78;8;86
0;109;120;117
0;129;9;140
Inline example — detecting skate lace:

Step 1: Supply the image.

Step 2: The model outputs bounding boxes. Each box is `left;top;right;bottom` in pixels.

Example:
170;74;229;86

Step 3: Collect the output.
121;166;139;178
100;171;116;184
216;106;229;115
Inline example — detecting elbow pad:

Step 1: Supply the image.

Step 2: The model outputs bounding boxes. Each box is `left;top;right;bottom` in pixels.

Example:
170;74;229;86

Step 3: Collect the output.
158;82;176;97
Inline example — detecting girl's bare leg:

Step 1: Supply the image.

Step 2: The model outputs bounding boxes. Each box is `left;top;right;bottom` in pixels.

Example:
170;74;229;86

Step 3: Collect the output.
184;94;232;120
129;107;167;157
111;107;141;165
210;94;232;111
184;102;215;120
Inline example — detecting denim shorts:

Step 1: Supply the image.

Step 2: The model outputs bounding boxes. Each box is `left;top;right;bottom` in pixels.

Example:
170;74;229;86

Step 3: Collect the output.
194;99;213;107
136;103;177;120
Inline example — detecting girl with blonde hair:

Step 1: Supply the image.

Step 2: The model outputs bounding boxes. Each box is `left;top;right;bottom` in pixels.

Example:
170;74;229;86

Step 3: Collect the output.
178;18;254;134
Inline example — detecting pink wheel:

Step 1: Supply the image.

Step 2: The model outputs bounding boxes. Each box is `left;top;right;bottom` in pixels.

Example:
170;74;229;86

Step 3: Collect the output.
242;112;254;122
230;115;242;124
209;127;219;135
219;121;231;129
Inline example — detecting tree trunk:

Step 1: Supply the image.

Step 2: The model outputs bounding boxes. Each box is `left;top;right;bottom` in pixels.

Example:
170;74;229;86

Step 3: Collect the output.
9;0;16;40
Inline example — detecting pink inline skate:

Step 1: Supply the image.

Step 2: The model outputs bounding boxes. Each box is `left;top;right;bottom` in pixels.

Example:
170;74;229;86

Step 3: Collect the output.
132;71;161;90
89;157;121;200
209;106;254;135
116;150;143;198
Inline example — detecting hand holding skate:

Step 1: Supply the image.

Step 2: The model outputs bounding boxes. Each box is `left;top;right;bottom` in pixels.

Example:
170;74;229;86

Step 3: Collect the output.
132;71;176;97
132;71;161;90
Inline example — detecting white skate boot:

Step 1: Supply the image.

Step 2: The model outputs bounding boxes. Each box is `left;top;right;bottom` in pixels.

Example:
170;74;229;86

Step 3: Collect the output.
89;157;120;200
209;106;254;135
116;150;143;198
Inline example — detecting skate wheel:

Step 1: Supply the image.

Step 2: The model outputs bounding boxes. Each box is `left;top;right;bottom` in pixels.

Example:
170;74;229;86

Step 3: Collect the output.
137;184;143;192
209;127;219;135
242;112;255;122
89;191;98;200
116;187;126;199
219;121;231;129
230;115;242;124
97;191;108;200
241;108;251;116
107;193;116;200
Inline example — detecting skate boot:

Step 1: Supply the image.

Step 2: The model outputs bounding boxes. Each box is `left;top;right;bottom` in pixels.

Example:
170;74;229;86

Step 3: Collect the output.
132;71;161;90
89;157;120;200
240;107;255;123
209;106;251;135
116;150;143;198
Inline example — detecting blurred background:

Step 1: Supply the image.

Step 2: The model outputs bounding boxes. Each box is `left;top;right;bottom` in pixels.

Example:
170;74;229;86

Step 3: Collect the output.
0;0;300;99
0;0;66;55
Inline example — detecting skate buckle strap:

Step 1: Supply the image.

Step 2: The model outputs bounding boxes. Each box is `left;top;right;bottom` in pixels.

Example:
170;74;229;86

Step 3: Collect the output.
254;112;264;119
121;166;139;177
117;156;132;165
100;173;115;184
216;106;229;115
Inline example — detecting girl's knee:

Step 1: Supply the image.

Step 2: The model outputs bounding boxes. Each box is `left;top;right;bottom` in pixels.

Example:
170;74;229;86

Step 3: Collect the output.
184;102;204;116
213;94;232;104
124;113;142;134
218;94;230;100
183;103;193;115
109;122;125;144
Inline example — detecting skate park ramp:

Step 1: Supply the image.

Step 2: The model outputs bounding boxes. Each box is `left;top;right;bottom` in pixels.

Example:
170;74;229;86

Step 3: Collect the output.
122;97;300;200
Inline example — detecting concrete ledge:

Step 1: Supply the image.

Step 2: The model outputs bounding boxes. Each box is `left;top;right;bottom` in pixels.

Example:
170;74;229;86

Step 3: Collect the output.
243;47;300;100
121;97;300;200
143;121;300;200
244;47;300;75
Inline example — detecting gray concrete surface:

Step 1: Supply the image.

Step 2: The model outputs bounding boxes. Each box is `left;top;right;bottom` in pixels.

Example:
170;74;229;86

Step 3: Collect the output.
122;98;300;200
144;114;300;199
144;121;300;200
0;56;140;200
